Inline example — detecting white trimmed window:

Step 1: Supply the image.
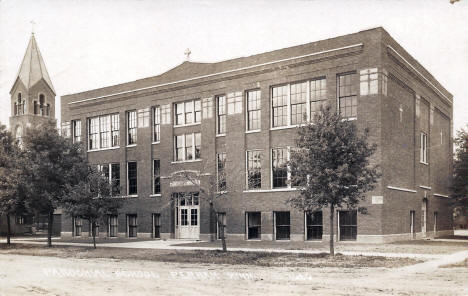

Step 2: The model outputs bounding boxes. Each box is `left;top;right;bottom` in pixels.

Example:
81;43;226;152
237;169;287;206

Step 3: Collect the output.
72;120;81;143
338;72;357;119
127;162;137;195
97;163;120;195
246;150;261;189
88;113;119;150
310;78;327;120
272;147;288;188
153;106;161;142
420;132;428;164
216;95;226;134
246;89;261;131
272;77;327;128
153;159;161;195
127;110;137;145
174;132;201;162
174;99;201;126
217;152;226;191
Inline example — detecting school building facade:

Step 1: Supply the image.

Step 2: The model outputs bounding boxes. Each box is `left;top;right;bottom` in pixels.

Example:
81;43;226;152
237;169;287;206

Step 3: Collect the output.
60;27;454;243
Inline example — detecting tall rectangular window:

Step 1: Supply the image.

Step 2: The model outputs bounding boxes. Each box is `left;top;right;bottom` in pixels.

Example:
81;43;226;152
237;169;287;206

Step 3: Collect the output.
339;210;357;241
111;114;119;147
127;110;137;145
108;215;118;237
194;99;202;123
185;101;193;124
247;212;261;240
290;82;307;125
217;95;226;134
174;99;201;126
99;115;111;148
194;132;201;159
217;152;226;191
338;72;357;119
247;150;261;189
175;135;184;161
153;213;161;239
153;160;161;195
127;214;137;237
153;106;161;142
88;117;99;150
72;120;81;143
306;211;323;240
272;148;288;188
111;163;120;195
275;212;290;240
420;132;428;163
272;85;288;127
310;78;327;120
185;133;193;160
127;162;137;195
360;68;378;96
246;89;261;131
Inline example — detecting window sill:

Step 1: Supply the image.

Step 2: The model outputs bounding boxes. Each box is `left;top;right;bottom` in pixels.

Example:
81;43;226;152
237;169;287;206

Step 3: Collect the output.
88;146;120;152
124;195;138;198
216;133;226;137
126;144;137;148
243;188;298;193
270;125;299;131
420;161;429;166
341;117;357;121
171;159;202;164
152;141;160;145
245;129;261;134
150;194;162;197
173;122;201;128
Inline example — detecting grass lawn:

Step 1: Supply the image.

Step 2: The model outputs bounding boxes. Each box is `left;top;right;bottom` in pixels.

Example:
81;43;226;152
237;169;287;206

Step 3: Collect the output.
177;239;468;254
0;243;421;268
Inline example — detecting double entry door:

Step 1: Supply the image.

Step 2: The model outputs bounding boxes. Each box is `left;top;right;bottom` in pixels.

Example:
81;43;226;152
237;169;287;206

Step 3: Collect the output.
175;192;200;239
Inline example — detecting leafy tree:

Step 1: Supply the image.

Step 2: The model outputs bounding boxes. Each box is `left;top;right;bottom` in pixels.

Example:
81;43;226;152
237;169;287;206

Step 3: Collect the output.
288;106;379;256
176;162;231;252
452;126;468;208
0;124;26;244
22;121;88;247
62;166;122;248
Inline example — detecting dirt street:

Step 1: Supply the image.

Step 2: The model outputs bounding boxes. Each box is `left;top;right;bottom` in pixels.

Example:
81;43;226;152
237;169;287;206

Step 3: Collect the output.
0;254;467;295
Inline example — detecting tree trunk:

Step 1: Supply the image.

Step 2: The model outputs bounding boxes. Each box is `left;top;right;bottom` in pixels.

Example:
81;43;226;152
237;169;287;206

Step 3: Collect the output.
220;225;227;252
6;213;11;245
47;210;54;248
329;204;335;257
92;221;96;249
213;211;227;252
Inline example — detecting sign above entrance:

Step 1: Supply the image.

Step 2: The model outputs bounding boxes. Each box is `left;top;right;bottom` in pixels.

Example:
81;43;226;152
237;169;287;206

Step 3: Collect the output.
170;179;200;187
372;196;384;204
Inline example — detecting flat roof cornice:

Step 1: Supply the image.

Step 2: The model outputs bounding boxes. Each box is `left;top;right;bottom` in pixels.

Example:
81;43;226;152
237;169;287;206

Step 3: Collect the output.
68;43;364;105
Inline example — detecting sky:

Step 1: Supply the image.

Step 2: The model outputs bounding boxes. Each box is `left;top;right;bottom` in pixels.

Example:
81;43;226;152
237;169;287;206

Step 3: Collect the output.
0;0;467;134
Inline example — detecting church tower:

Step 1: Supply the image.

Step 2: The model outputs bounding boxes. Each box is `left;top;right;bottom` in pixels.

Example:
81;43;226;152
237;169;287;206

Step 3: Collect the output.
9;33;56;142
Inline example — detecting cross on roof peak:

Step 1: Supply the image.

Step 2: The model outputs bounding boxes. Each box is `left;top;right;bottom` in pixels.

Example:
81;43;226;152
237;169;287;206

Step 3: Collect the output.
184;48;191;61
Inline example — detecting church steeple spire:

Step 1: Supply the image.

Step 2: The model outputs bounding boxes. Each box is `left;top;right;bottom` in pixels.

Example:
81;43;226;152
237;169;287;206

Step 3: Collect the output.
11;34;55;94
10;34;56;142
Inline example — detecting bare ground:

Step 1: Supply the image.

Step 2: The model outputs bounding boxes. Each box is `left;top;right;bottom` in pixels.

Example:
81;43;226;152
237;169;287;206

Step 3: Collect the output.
0;252;467;296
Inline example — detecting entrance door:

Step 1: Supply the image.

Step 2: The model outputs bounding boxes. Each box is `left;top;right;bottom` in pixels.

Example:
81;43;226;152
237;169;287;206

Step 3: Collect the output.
176;192;200;239
421;199;427;237
410;211;416;239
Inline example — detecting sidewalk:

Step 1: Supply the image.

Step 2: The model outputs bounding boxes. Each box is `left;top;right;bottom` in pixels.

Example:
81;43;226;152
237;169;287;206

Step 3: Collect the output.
0;237;451;260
